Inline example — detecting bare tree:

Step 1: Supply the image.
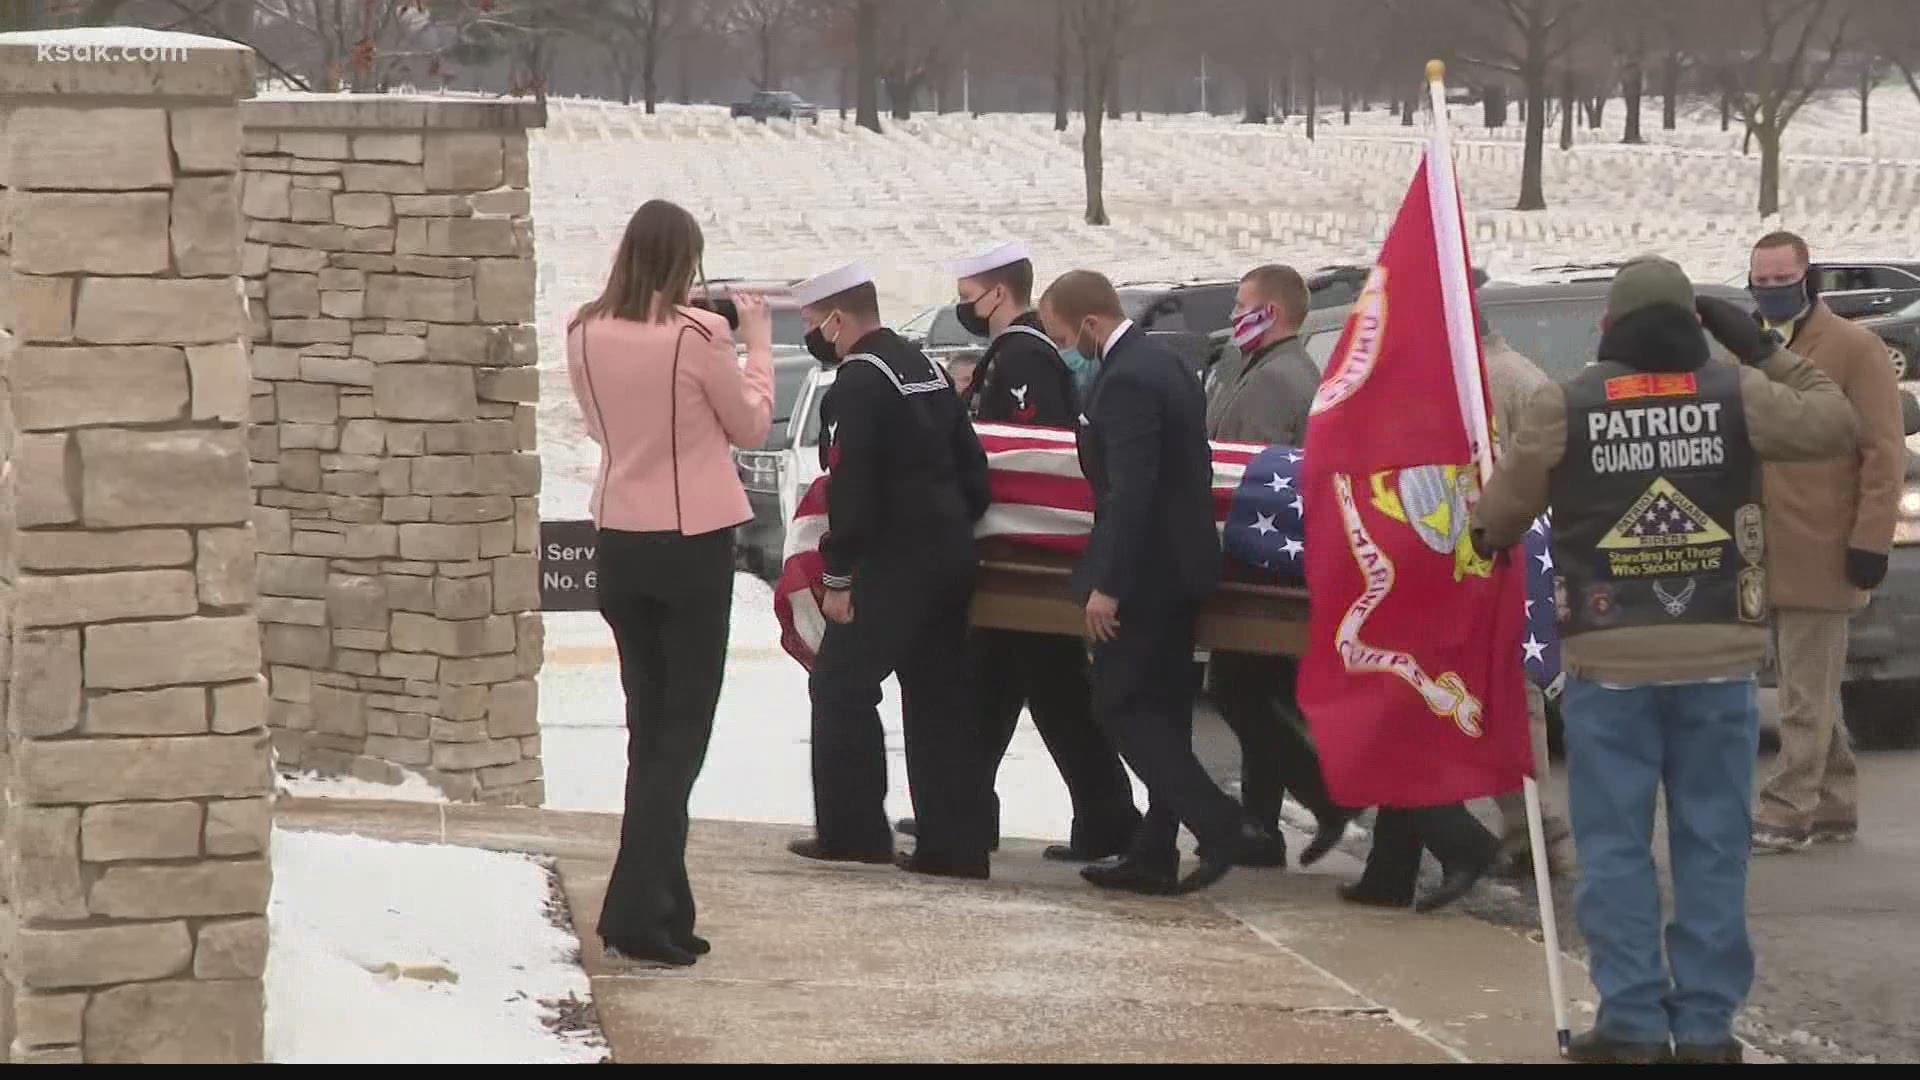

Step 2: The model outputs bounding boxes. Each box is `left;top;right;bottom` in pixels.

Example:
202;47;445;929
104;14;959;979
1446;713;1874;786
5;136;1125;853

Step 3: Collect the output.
721;0;803;90
1857;55;1878;134
855;0;883;130
1706;0;1853;216
584;0;684;110
1067;0;1141;226
1454;0;1585;210
253;1;437;92
1053;0;1071;131
874;0;962;120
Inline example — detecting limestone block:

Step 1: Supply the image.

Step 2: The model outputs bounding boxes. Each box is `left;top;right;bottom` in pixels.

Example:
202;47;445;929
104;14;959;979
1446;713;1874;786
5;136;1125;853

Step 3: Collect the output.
243;240;272;276
287;186;332;222
327;574;390;630
311;684;367;737
251;343;301;379
276;382;339;425
187;341;252;421
278;449;323;491
16;528;194;572
11;807;87;920
505;134;530;187
10;345;188;430
267;244;329;271
439;654;519;685
363;274;475;322
398;523;481;561
173;175;244;275
255;507;294;554
432;736;521;771
198;525;259;608
516;612;544;675
342;162;426;193
194;917;269;980
3;107;171;191
481;759;542;789
345;225;396;253
280;131;350;158
426;216;516;256
83;980;264;1064
204;798;272;856
267;271;321;317
395;255;475;277
84;686;207;736
7;625;82;735
272;318;353;345
248;219;348;250
334;192;394;228
258;597;327;626
213;677;270;734
84;616;261;691
77;427;251;528
10;191;169;273
300;353;376;385
173;106;242;172
322;290;366;318
473;454;541;497
374;363;477;421
243;169;292;219
424;133;505;191
12;275;76;341
479;519;515;558
493;554;540;613
474;258;535;323
341;522;401;558
488;679;539;737
11;992;87;1051
90;860;271;920
14;570;198;627
498;324;538;367
515;497;539;551
81;801;203;861
425;323;491;363
352;133;424;163
469;188;531;216
73;278;247;345
15;923;193;991
14;433;77;526
477;366;539;404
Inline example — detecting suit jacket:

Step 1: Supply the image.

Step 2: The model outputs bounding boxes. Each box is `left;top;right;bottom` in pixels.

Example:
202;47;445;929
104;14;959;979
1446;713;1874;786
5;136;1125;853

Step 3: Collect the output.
1073;326;1222;605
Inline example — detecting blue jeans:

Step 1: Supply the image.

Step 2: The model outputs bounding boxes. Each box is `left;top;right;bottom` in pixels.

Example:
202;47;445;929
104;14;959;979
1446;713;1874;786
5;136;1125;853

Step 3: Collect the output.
1563;677;1759;1046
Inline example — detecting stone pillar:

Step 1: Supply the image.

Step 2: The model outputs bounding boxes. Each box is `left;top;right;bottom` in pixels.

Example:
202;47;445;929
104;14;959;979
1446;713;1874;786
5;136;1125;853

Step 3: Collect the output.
239;97;545;805
0;29;270;1064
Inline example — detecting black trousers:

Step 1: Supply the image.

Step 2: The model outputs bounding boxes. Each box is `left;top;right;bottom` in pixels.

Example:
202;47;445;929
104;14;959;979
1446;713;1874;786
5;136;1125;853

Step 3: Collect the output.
809;549;995;863
973;628;1140;850
594;527;734;944
1211;651;1342;836
1090;586;1244;873
1355;805;1499;904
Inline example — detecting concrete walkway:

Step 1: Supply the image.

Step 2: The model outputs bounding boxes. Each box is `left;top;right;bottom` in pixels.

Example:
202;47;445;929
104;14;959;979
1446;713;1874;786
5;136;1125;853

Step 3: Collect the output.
277;798;1594;1064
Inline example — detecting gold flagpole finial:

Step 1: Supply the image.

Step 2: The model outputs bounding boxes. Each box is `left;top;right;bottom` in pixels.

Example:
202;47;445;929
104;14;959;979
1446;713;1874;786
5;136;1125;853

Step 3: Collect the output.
1426;59;1446;84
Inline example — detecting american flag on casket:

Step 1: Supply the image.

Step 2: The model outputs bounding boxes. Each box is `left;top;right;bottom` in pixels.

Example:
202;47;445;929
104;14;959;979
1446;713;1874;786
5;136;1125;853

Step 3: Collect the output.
773;422;1559;690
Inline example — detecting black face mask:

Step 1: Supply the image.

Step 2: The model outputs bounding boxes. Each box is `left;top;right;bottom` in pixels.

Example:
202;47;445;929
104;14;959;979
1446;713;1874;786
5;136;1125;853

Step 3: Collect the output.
955;292;997;339
804;318;840;366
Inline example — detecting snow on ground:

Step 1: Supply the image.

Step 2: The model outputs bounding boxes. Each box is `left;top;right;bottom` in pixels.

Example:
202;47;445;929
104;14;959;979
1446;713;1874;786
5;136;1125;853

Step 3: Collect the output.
530;90;1920;828
276;769;448;804
265;828;603;1064
540;572;1143;841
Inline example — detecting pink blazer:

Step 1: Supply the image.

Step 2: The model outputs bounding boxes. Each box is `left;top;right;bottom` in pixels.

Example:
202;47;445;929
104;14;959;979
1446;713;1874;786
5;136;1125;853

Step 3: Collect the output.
565;304;774;536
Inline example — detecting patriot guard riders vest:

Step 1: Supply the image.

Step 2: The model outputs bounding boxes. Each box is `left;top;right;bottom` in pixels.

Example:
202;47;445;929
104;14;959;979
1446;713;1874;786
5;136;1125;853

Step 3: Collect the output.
1548;363;1767;638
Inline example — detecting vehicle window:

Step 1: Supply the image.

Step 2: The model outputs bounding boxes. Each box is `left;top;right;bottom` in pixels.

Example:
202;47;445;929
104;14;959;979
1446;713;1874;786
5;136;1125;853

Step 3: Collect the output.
1817;266;1875;293
1866;267;1920;292
773;361;810;422
1133;294;1187;332
770;308;808;347
896;305;938;338
1176;287;1236;334
927;306;984;348
1486;300;1605;380
1309;279;1360;308
1303;327;1340;370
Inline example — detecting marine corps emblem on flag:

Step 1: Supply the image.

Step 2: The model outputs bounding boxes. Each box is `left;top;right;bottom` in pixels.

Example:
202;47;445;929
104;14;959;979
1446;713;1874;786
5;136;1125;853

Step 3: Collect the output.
1331;472;1486;739
1369;464;1495;582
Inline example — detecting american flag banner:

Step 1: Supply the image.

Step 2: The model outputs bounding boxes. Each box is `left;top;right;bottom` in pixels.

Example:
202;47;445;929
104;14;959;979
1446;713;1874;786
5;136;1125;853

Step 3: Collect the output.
772;426;1563;686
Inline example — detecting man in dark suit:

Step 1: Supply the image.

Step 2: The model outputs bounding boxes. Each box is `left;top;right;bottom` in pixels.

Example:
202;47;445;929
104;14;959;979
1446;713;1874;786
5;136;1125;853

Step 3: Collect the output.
1038;270;1270;896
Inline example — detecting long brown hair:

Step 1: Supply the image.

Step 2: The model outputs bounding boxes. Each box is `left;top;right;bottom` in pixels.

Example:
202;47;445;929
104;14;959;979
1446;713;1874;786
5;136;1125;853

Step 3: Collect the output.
575;199;704;325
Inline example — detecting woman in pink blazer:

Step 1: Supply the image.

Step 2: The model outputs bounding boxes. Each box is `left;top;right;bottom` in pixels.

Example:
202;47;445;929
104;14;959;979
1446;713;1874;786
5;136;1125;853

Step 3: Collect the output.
566;199;773;967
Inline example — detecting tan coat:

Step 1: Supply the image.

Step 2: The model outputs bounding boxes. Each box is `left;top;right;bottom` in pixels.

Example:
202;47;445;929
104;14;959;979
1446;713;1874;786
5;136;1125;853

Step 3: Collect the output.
1762;302;1906;612
1485;336;1552;457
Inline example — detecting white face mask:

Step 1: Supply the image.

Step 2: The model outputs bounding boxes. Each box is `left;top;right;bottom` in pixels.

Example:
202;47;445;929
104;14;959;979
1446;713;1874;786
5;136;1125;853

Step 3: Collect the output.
1230;305;1276;350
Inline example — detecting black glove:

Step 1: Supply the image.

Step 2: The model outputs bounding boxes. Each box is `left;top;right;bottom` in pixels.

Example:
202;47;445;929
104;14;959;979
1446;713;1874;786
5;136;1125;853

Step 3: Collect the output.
1696;295;1772;365
1846;548;1889;591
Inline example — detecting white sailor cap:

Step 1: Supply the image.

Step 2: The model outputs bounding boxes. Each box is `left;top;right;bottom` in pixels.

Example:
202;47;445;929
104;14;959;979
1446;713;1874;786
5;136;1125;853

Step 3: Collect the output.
792;261;874;307
944;240;1031;279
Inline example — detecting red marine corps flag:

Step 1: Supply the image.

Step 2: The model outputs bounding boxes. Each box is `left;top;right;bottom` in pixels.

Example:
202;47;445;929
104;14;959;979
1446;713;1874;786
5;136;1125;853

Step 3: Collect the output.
1298;67;1533;811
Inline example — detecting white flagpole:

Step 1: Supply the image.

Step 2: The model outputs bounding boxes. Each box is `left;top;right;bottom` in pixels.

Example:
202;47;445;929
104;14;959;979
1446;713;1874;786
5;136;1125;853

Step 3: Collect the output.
1424;59;1572;1058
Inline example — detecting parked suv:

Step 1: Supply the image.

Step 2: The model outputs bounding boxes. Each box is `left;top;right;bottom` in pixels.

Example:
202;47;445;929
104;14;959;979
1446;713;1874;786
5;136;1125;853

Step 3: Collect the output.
1811;260;1920;381
730;90;819;123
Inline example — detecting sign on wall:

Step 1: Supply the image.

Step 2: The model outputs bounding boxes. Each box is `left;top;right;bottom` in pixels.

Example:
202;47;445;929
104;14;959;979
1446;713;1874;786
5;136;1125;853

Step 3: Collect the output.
539;519;599;611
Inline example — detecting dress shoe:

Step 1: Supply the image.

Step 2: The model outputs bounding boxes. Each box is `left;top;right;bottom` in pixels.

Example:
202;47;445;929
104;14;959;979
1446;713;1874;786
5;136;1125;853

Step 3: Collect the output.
1180;821;1276;894
603;934;698;967
1567;1029;1674;1064
1234;829;1290;868
894;852;990;880
1299;810;1355;867
786;836;893;864
1414;853;1493;913
1673;1040;1743;1064
676;933;712;956
1080;858;1180;896
1042;840;1130;863
1338;882;1413;908
894;818;997;851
